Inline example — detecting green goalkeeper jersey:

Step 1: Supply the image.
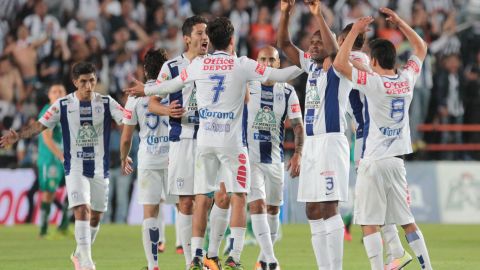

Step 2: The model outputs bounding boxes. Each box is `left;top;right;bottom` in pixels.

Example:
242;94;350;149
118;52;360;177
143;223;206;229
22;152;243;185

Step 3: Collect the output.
38;104;63;163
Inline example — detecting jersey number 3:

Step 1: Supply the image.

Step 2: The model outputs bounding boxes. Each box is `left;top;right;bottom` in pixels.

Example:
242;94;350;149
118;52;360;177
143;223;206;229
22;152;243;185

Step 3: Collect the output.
209;74;226;104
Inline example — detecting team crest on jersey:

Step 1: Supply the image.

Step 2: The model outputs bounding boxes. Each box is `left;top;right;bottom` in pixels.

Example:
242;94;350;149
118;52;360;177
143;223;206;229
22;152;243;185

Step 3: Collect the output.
76;122;99;147
252;106;277;132
305;84;321;109
176;178;184;189
187;88;197;111
94;106;104;114
276;92;284;101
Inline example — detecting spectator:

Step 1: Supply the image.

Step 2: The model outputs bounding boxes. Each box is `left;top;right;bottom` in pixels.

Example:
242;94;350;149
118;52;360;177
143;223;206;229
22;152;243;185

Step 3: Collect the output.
38;37;71;85
230;0;250;56
248;5;276;59
0;55;25;105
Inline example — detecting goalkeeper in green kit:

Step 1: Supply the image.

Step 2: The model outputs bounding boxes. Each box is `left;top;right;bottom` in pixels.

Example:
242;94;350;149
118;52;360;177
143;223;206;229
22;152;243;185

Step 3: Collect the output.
37;84;69;238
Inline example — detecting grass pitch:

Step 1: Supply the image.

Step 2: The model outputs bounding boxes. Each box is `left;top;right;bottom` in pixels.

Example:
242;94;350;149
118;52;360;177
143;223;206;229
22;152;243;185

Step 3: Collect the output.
0;224;478;269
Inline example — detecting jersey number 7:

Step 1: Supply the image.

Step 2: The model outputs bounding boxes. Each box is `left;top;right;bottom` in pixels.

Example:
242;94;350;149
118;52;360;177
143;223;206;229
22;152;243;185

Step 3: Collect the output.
209;74;226;104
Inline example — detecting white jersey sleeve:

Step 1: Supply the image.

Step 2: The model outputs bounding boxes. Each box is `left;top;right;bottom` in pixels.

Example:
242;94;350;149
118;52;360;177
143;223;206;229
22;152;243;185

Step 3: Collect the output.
238;56;273;83
287;86;302;120
298;49;314;73
401;55;422;86
351;67;382;96
108;96;124;124
38;99;61;129
122;96;139;126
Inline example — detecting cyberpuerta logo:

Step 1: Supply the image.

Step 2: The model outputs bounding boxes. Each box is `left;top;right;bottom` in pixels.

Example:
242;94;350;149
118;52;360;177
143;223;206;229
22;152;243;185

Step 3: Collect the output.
357;70;367;85
236;154;248;188
255;63;266;75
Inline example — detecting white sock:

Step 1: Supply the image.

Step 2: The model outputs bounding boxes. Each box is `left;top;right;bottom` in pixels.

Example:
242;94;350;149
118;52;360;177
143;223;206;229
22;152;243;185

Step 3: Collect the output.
381;224;404;262
75;220;93;267
191;236;204;259
406;230;433;270
175;210;181;247
90;225;100;244
309;219;330;270
229;227;246;262
178;212;193;264
258;213;280;263
363;232;383;270
325;214;344;270
251;214;277;264
207;204;229;258
157;206;165;243
142;218;159;270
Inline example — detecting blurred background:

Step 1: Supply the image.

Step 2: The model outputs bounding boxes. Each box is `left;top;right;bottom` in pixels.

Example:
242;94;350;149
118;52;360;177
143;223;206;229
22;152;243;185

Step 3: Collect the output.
0;0;479;227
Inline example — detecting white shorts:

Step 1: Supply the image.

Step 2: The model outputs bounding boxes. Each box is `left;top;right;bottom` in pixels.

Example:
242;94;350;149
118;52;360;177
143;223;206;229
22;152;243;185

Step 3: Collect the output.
195;146;250;194
168;139;196;196
247;162;284;206
354;157;415;226
138;168;177;205
297;134;349;202
66;173;109;212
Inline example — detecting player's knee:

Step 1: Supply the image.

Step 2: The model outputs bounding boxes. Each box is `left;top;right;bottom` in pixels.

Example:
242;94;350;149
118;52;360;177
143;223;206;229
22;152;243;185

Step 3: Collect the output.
267;205;279;215
401;223;417;234
305;202;322;220
90;211;103;227
73;205;90;220
318;201;338;219
249;199;266;214
214;191;230;208
179;197;194;214
143;205;159;218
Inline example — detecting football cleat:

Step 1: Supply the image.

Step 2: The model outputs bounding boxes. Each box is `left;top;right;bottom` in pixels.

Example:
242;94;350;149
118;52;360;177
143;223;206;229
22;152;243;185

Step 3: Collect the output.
268;262;278;270
189;256;204;270
385;251;413;270
70;252;81;270
176;245;184;254
203;255;222;270
223;256;244;270
254;261;267;270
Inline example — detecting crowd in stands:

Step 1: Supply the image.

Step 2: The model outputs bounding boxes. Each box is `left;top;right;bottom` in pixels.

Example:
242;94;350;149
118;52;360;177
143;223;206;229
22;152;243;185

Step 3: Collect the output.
1;0;479;169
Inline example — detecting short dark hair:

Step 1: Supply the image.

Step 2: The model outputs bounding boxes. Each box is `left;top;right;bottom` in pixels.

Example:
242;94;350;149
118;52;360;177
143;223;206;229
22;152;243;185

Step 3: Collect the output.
182;15;208;36
340;23;366;50
369;39;396;69
144;48;168;81
207;17;234;51
71;62;96;79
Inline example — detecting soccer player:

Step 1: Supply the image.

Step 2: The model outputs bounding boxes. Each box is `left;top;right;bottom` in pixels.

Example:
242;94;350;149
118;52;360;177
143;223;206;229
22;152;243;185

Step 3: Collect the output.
1;62;124;270
333;9;433;270
278;1;350;268
339;24;414;269
125;16;303;270
247;45;304;270
120;49;170;270
146;16;209;269
37;84;68;238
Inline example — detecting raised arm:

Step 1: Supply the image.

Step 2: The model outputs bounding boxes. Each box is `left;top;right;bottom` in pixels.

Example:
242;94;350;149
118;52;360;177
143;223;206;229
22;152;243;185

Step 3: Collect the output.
307;0;338;55
148;97;184;118
333;17;374;81
277;0;301;67
120;124;135;175
0;121;47;148
41;129;64;162
380;7;427;61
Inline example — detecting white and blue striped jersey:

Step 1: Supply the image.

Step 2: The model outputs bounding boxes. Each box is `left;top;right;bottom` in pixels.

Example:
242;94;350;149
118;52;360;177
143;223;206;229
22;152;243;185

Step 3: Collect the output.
246;81;302;164
347;51;370;165
298;50;351;136
351;55;423;160
123;88;169;169
181;51;273;148
39;92;124;178
157;54;198;141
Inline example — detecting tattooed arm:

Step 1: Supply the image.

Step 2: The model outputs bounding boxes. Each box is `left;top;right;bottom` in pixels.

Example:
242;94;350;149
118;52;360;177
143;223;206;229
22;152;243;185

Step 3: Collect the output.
287;117;304;177
0;121;47;148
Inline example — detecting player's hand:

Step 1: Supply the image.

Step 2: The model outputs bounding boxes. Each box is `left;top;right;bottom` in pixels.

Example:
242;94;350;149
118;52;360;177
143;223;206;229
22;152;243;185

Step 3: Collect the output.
380;7;401;26
124;78;146;97
287;152;301;178
121;156;134;175
280;0;295;13
168;100;185;118
304;0;321;16
0;129;19;148
352;16;374;34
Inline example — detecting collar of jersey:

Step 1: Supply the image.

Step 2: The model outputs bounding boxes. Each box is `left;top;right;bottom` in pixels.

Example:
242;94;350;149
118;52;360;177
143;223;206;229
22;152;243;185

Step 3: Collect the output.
212;51;230;56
